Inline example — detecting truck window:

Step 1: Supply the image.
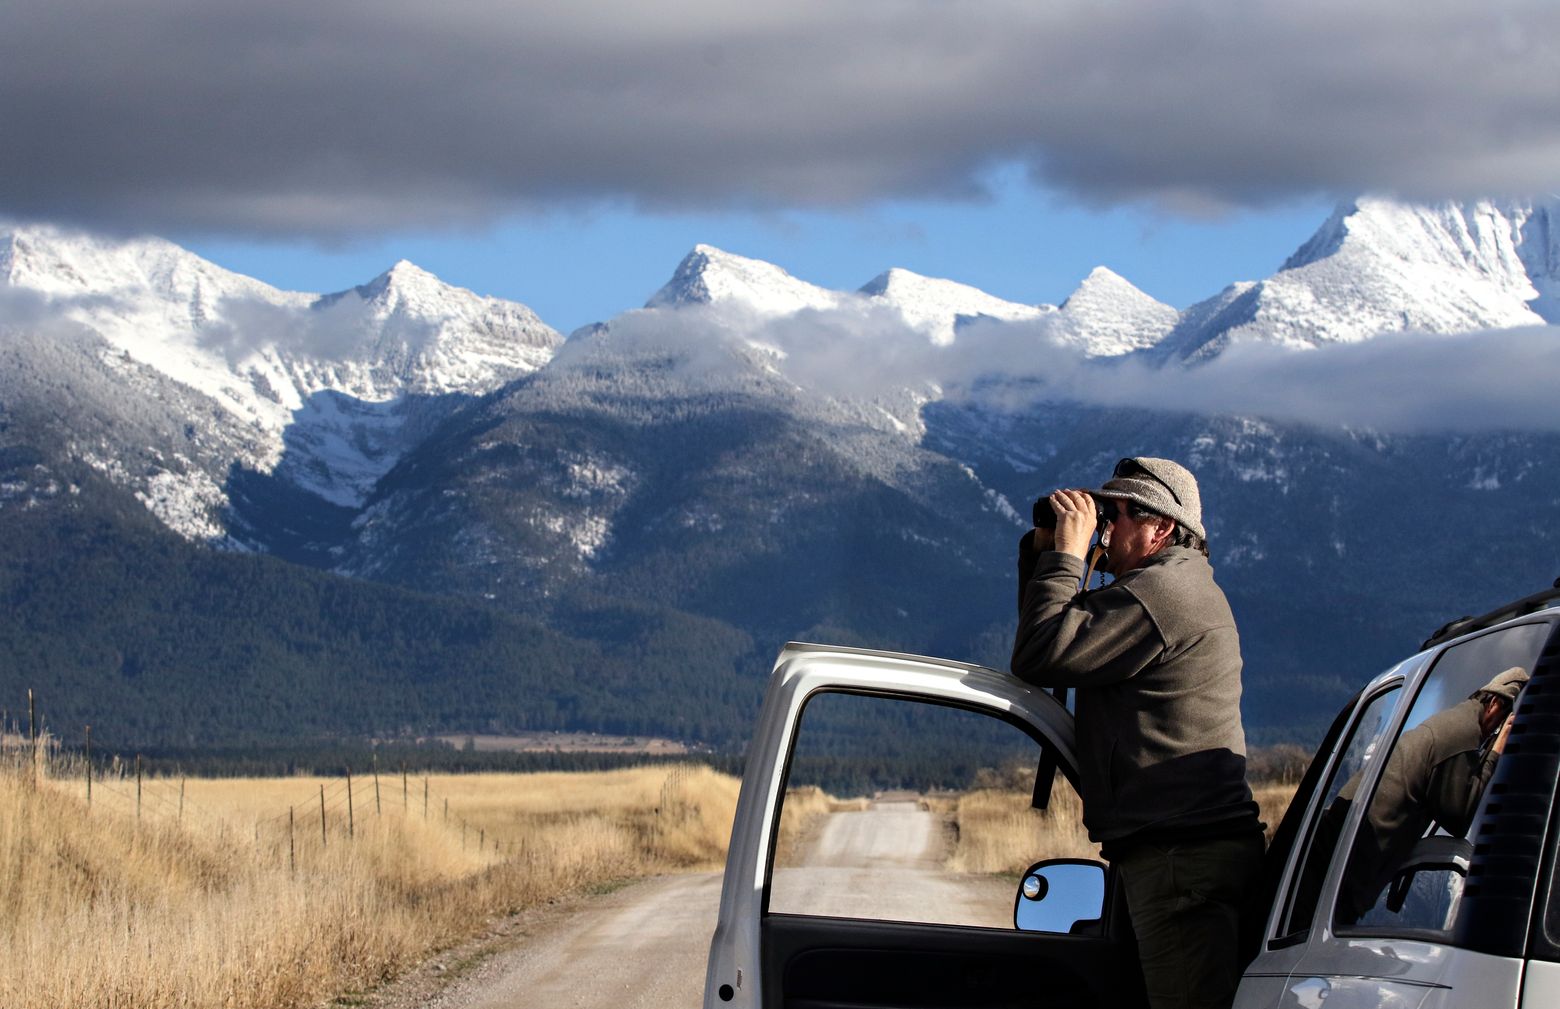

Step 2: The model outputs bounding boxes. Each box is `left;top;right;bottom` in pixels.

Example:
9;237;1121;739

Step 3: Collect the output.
1275;684;1402;942
1331;622;1551;939
767;690;1090;930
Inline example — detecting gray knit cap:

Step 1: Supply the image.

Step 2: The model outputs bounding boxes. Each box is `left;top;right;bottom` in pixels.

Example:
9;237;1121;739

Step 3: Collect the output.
1473;666;1530;705
1092;457;1205;541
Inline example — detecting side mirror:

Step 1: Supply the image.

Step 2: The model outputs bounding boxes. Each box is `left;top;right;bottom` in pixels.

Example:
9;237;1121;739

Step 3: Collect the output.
1013;858;1106;934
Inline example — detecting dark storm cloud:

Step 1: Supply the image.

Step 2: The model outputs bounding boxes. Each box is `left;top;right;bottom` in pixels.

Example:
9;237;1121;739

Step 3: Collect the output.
4;0;1558;237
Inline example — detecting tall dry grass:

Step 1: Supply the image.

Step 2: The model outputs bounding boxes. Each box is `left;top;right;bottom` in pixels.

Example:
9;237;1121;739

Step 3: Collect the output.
0;747;738;1009
945;776;1096;874
947;778;1300;875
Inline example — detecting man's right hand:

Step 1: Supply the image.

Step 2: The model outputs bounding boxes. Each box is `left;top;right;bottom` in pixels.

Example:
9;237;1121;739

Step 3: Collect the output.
1493;712;1516;755
1046;489;1097;561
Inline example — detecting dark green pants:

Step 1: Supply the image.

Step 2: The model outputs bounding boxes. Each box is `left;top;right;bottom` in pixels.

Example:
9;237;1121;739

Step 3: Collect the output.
1112;832;1265;1009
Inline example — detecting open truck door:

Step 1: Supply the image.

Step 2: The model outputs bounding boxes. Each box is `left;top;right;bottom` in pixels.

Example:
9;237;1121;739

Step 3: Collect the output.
703;643;1147;1009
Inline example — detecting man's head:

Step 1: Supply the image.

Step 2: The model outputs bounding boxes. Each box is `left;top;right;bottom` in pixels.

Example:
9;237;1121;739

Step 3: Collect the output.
1092;457;1205;575
1473;666;1530;736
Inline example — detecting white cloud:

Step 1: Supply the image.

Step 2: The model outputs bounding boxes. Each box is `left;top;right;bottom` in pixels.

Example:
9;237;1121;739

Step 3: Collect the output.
591;302;1560;434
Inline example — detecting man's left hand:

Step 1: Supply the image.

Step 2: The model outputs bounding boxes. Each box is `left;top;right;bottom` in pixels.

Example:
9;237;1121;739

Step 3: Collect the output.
1048;489;1097;561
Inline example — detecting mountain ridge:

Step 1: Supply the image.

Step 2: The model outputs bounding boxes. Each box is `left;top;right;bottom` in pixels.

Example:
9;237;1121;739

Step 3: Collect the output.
4;197;1559;750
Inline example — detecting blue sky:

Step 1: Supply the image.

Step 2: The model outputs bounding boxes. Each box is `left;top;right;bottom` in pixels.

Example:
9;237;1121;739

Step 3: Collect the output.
4;0;1555;335
180;172;1332;335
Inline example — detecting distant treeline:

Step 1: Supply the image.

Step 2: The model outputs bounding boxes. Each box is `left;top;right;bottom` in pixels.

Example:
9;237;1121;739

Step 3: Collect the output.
0;488;766;751
103;741;746;780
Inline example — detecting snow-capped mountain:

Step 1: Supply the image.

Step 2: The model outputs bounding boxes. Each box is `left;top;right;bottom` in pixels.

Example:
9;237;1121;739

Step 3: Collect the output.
647;244;847;316
6;197;1560;747
1049;266;1178;356
0;223;561;535
1159;197;1560;361
859;267;1052;345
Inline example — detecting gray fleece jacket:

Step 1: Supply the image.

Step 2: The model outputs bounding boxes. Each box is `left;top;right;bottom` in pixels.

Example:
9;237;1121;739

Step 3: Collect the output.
1012;545;1259;845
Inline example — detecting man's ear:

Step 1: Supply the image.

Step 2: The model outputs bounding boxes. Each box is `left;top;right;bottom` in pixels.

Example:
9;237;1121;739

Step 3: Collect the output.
1152;518;1176;550
1479;696;1507;736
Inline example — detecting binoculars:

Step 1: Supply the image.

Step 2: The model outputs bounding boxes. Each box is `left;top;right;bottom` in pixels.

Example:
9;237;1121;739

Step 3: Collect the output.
1032;495;1118;529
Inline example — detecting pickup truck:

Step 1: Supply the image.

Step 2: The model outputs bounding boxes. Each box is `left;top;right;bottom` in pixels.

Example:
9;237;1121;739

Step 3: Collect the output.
703;581;1560;1008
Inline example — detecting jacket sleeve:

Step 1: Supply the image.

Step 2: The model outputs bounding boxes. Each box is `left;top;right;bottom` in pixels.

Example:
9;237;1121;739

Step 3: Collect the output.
1011;550;1164;688
1426;744;1499;838
1016;531;1040;613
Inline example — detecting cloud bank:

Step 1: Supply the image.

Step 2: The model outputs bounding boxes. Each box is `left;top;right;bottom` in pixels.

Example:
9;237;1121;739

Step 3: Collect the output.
1002;327;1560;434
587;302;1560;434
3;0;1558;237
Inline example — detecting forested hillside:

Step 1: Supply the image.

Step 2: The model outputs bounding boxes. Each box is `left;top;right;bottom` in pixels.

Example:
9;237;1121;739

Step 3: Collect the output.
0;469;764;750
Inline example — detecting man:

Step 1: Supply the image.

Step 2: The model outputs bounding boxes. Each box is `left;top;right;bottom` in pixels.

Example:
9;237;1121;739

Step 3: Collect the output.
1012;456;1263;1009
1333;665;1529;925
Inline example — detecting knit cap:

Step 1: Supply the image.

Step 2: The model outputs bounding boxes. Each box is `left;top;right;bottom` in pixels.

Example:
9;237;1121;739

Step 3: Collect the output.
1474;666;1530;705
1093;457;1205;541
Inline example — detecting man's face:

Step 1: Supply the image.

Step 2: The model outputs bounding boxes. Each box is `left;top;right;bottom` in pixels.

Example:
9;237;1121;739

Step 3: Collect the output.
1100;499;1172;576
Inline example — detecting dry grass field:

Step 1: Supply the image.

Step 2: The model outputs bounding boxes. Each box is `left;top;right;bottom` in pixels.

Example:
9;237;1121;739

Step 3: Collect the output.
1;731;1301;1009
945;778;1299;875
0;747;739;1009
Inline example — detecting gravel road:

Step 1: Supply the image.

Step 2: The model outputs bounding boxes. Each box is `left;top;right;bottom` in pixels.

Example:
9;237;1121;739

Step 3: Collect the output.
387;798;1011;1009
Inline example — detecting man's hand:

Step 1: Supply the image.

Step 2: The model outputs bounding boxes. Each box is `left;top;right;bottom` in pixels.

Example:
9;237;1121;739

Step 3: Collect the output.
1493;712;1516;755
1047;489;1097;561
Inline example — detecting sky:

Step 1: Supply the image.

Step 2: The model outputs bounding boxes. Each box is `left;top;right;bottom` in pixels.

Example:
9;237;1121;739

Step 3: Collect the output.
3;0;1558;333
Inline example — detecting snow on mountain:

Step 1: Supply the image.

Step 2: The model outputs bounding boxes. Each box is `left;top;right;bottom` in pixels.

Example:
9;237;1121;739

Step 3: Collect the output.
646;244;847;316
305;259;559;397
0;223;562;530
1159;197;1560;361
1050;266;1178;356
2;224;310;433
859;267;1052;345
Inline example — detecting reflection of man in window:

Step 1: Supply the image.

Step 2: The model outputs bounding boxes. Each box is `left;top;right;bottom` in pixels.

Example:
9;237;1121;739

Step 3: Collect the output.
1335;666;1529;925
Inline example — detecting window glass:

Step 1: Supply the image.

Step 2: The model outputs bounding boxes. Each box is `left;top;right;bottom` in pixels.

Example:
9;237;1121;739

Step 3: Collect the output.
1333;623;1550;937
767;691;1091;929
1277;685;1402;939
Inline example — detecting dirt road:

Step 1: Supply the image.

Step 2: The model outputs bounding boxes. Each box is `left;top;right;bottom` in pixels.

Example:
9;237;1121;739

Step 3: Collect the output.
388;798;1009;1008
770;798;1010;926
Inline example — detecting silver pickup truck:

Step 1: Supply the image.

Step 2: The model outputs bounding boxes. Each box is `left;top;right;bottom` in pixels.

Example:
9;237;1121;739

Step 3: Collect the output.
703;581;1560;1009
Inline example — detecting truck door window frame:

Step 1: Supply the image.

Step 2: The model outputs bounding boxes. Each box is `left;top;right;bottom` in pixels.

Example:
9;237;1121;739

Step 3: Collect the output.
1329;620;1556;945
761;686;1089;928
1271;681;1404;946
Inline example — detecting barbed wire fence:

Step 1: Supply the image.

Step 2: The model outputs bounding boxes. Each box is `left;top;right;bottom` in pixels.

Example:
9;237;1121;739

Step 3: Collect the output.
0;693;706;874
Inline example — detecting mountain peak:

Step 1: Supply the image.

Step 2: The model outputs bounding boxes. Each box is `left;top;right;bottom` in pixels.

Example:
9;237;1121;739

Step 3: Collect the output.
1064;265;1147;300
861;267;1049;345
1051;266;1177;356
647;245;843;315
1161;195;1559;361
355;258;450;303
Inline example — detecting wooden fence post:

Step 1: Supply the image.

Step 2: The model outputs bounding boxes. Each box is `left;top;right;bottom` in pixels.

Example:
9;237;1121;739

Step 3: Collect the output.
84;725;92;806
289;806;296;877
402;764;408;811
135;754;143;819
347;771;355;840
423;777;428;819
179;778;186;821
28;689;36;786
320;785;327;848
373;755;381;816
